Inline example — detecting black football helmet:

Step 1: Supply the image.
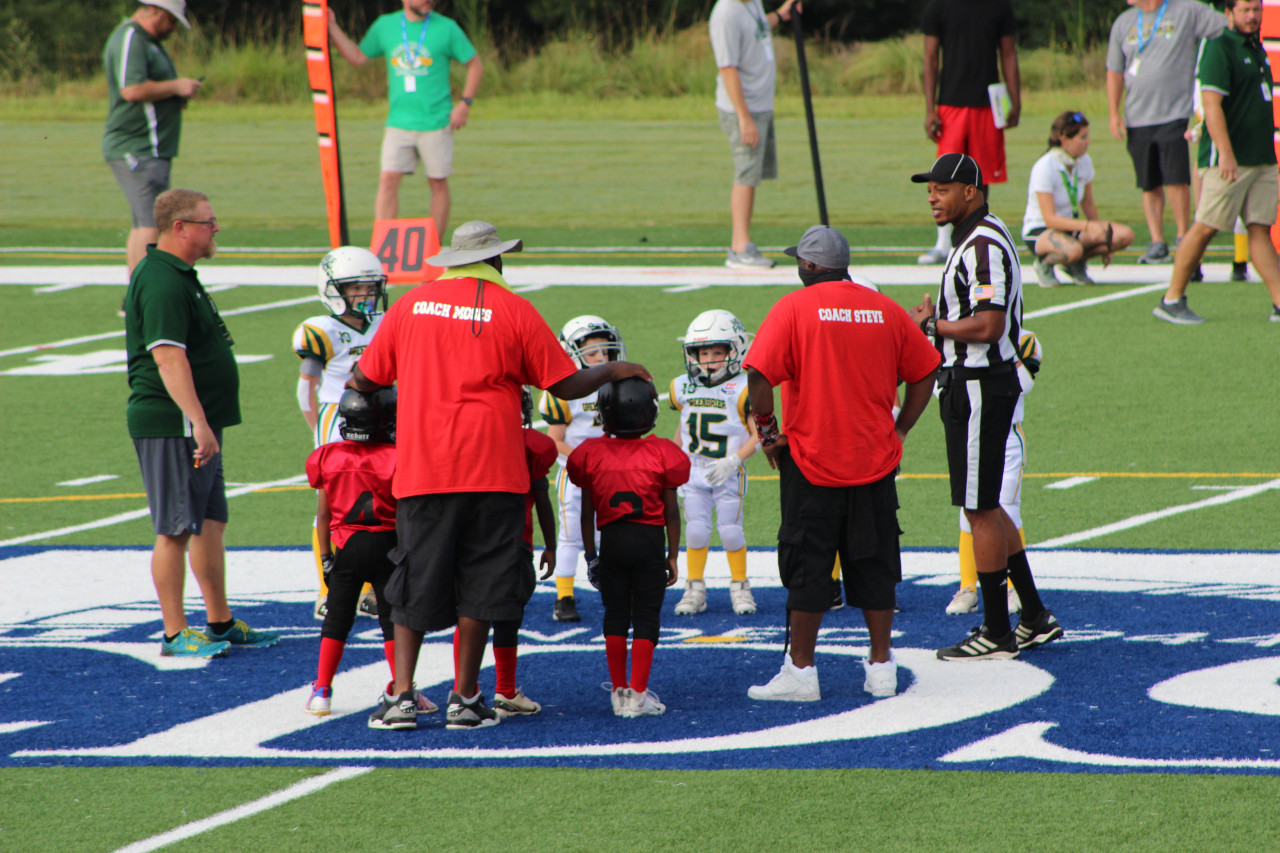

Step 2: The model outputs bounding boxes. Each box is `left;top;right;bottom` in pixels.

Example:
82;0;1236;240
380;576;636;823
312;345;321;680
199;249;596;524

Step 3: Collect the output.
597;376;658;437
338;386;396;443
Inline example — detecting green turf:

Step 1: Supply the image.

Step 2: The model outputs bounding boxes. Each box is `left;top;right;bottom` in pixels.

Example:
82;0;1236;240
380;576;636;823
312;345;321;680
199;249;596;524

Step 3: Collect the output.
4;766;1280;852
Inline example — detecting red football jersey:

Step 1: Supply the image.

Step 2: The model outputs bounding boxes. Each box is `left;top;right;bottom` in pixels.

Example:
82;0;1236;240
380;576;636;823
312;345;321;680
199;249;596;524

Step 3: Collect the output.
523;427;558;545
566;435;690;528
305;441;397;549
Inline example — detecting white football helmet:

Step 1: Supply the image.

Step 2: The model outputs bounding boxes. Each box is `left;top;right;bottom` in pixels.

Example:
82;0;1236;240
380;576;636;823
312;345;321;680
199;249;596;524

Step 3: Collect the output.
560;315;625;368
682;309;752;387
317;246;388;319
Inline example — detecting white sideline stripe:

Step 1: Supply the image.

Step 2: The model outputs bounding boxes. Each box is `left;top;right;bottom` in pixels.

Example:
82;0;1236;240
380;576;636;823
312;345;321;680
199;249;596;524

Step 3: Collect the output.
112;766;372;853
1044;476;1096;490
1030;479;1280;549
0;475;307;547
57;475;120;487
0;296;313;361
34;283;84;293
1023;283;1166;319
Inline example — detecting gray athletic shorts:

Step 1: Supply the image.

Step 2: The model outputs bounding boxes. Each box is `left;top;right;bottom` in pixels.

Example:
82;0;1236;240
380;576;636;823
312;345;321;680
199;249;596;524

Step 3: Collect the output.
107;156;172;228
133;431;228;536
719;109;777;186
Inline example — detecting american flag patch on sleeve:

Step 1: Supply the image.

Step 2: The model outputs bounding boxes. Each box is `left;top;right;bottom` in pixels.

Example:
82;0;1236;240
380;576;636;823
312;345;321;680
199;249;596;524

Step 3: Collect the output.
973;284;996;301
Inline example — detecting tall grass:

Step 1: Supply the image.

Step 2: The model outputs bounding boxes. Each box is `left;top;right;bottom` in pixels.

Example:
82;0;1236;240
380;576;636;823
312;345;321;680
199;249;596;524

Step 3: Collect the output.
3;23;1107;105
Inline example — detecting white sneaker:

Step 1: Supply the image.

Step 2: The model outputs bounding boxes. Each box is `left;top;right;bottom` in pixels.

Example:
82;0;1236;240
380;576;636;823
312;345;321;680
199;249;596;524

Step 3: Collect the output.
608;684;631;716
725;242;776;269
945;585;978;615
729;579;757;614
1007;584;1022;614
305;682;332;715
862;652;898;698
493;687;541;717
747;656;820;702
916;248;947;265
625;688;667;717
674;579;706;615
382;683;438;714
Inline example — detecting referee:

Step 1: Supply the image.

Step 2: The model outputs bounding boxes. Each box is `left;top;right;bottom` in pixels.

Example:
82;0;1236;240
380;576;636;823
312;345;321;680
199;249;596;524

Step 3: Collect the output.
908;153;1063;660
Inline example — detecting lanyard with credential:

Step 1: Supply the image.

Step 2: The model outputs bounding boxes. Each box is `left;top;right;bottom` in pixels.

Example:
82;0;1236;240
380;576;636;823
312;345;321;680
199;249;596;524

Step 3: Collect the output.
1060;167;1081;219
401;12;430;69
1136;0;1168;55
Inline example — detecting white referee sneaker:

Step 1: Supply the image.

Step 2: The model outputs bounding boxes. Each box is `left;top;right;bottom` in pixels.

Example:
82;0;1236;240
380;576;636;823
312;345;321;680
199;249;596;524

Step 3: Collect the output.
908;153;1063;661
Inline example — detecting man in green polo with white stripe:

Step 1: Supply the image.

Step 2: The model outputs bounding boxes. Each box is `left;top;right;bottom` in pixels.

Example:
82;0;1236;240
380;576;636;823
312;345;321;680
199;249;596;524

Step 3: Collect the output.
103;0;203;278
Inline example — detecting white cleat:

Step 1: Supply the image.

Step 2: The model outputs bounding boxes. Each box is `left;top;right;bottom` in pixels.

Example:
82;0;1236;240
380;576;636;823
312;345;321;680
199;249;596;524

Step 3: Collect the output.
945;585;978;615
611;686;632;716
729;579;757;614
674;579;707;615
624;688;667;717
1007;584;1022;615
747;656;820;702
863;652;898;698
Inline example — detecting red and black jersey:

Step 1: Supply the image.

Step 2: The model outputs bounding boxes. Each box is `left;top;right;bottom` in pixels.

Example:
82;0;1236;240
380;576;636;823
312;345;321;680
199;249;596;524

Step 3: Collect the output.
305;440;397;549
566;435;690;529
523;427;558;545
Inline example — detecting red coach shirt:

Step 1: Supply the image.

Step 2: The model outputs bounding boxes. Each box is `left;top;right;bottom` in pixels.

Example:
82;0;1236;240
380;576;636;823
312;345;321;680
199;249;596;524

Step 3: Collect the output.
745;279;940;487
567;435;690;528
357;264;577;498
306;441;397;549
523;427;558;545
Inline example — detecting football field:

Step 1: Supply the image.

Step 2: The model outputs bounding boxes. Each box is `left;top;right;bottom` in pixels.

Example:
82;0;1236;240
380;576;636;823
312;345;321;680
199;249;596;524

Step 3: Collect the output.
2;256;1279;851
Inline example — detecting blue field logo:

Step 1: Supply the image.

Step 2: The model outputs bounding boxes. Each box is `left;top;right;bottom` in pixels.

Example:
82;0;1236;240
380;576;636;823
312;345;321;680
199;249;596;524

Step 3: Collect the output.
2;547;1278;772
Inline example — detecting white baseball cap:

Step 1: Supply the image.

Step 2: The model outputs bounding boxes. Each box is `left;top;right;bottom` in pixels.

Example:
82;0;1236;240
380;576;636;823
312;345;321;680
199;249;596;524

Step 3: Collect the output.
141;0;191;29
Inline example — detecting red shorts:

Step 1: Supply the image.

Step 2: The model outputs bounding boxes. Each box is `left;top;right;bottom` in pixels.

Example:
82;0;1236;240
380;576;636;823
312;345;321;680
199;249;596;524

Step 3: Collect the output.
937;105;1007;185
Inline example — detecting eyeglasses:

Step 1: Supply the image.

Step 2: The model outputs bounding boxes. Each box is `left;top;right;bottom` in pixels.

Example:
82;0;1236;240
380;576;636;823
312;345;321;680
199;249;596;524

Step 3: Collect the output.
178;217;218;228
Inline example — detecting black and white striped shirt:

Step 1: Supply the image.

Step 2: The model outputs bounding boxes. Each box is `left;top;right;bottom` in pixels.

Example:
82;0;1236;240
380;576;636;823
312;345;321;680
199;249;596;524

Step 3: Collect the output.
936;205;1023;370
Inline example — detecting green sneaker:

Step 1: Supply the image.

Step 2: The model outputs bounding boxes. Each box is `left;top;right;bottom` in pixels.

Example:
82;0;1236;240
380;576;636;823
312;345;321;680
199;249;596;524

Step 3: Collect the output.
160;627;231;658
206;618;280;648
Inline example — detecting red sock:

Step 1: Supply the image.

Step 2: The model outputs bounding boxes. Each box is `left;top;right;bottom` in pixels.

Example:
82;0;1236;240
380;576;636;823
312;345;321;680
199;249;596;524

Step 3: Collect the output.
452;625;461;692
630;638;655;694
315;637;345;688
493;645;518;698
383;640;396;684
605;634;629;689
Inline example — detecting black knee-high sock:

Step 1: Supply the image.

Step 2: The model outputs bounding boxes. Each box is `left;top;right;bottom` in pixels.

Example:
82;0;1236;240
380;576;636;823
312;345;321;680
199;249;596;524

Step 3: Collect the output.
978;568;1011;638
1006;550;1044;620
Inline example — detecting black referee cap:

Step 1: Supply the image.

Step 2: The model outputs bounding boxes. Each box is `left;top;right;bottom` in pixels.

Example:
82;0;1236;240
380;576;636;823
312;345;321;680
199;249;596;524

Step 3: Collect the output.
911;153;984;187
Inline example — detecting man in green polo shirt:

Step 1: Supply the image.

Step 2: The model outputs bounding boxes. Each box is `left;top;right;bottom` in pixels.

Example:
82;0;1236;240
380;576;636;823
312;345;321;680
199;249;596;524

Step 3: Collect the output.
328;0;483;237
103;0;203;277
1155;0;1280;324
125;188;279;658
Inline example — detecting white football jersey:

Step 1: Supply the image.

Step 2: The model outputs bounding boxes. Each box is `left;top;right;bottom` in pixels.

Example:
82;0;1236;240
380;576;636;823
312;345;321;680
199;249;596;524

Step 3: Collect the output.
539;390;603;465
669;374;752;462
291;313;383;405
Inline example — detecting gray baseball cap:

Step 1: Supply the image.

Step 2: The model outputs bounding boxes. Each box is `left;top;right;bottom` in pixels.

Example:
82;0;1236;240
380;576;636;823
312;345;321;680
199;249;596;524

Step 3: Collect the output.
783;225;850;270
426;220;524;267
141;0;190;29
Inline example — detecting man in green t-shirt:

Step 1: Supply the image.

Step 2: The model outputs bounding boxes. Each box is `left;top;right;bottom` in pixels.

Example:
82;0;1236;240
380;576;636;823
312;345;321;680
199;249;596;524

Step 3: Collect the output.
124;188;279;658
329;0;483;237
103;0;203;277
1155;0;1280;324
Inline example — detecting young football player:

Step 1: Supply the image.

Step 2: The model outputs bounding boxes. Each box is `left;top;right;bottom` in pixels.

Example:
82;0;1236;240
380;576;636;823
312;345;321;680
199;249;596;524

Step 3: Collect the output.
668;309;760;615
304;387;436;725
539;315;626;623
944;331;1042;617
453;388;559;716
568;376;690;717
293;246;388;621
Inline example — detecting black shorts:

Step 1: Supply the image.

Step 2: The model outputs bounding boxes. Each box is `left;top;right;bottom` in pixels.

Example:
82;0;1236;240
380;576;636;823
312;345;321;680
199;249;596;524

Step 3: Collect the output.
383;491;525;633
598;521;667;643
777;451;902;612
1127;119;1192;192
1024;226;1046;255
938;365;1020;510
321;529;396;643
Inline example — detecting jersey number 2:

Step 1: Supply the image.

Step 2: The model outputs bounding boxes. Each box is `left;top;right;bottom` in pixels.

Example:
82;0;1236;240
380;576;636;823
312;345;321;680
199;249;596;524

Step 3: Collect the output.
609;490;644;521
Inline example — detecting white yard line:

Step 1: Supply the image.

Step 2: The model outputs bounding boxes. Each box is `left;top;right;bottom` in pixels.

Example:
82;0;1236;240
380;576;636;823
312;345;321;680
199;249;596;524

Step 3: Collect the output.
112;766;372;853
1030;479;1280;549
1043;476;1097;490
1023;283;1166;319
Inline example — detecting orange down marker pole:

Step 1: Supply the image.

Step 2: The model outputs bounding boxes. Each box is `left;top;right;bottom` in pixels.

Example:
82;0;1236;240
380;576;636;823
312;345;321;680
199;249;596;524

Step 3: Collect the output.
303;0;349;249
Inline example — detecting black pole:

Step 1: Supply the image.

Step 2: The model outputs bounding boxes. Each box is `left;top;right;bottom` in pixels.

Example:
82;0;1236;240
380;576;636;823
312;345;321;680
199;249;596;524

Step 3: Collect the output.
791;9;828;226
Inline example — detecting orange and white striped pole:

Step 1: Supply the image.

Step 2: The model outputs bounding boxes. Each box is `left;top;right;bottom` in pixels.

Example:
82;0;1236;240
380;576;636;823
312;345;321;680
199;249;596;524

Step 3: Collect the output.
302;0;349;249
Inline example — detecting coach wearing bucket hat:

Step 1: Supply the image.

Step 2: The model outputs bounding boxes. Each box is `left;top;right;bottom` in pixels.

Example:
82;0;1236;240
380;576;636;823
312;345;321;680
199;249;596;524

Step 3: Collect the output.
351;221;652;731
104;0;203;284
907;153;1064;663
743;224;939;703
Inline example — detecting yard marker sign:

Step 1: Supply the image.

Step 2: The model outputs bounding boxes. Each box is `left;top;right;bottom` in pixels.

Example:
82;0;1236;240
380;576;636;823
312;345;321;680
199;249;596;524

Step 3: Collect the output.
303;0;350;248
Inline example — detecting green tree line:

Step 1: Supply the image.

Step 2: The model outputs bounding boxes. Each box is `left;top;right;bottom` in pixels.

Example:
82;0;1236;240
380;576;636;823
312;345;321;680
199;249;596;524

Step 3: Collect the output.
3;0;1125;83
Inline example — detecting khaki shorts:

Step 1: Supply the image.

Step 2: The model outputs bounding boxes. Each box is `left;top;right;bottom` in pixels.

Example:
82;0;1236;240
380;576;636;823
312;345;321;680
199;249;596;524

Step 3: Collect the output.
719;109;777;187
380;126;453;178
1195;163;1279;231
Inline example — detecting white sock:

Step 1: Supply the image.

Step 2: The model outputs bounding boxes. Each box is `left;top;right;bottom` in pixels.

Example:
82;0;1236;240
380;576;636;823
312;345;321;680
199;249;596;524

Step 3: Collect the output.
934;223;953;252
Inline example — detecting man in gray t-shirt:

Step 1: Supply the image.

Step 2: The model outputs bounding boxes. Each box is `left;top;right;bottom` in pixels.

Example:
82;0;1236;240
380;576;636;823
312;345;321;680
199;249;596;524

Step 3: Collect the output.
1106;0;1224;264
710;0;799;270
